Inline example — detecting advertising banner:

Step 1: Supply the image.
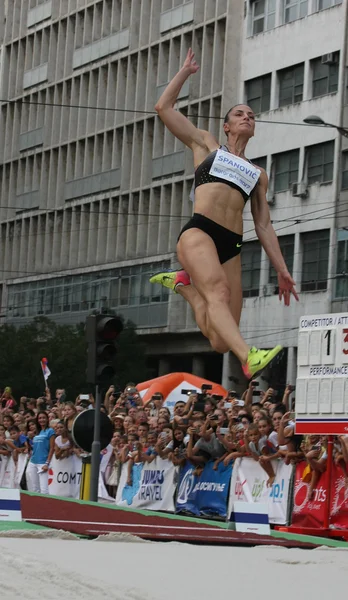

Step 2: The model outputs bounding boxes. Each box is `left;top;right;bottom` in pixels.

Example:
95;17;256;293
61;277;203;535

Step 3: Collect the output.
0;488;22;521
48;455;82;498
176;461;232;517
14;454;29;488
291;461;348;529
0;456;15;488
0;456;8;486
98;444;115;502
116;457;177;511
228;458;292;525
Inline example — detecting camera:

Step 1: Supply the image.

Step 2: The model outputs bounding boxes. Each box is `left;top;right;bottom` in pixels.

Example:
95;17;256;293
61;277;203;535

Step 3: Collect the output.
228;390;238;398
235;399;245;406
251;381;260;387
201;384;212;393
219;427;229;435
210;415;219;421
193;401;206;413
126;387;137;394
212;394;223;401
181;389;197;395
80;400;90;409
80;394;89;400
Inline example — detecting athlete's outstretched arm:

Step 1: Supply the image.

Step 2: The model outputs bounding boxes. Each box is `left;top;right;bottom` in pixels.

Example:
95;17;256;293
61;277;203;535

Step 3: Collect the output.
155;49;207;150
251;170;299;306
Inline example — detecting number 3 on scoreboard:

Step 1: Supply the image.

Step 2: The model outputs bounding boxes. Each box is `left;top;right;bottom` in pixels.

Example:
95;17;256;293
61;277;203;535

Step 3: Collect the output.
343;329;348;357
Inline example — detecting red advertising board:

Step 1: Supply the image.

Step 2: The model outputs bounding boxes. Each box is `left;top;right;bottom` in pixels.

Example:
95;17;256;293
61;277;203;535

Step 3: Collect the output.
295;420;348;435
291;462;348;529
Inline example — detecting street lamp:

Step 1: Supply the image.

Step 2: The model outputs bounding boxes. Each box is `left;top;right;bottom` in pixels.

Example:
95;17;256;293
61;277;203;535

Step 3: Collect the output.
303;115;348;138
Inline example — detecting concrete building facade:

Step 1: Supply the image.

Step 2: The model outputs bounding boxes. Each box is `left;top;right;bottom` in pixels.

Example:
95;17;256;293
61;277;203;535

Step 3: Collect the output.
0;0;347;390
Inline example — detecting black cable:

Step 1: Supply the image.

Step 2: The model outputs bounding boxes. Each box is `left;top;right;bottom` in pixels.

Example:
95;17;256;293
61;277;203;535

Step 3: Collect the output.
3;268;346;317
0;97;337;128
1;204;347;279
1;199;346;247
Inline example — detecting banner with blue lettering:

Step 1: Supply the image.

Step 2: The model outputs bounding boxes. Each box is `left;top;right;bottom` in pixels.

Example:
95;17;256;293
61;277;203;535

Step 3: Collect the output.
115;458;177;511
48;455;82;498
228;457;292;525
176;461;232;517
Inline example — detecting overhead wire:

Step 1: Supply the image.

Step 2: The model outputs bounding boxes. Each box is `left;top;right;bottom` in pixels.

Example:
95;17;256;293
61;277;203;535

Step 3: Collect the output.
3;268;346;318
0;97;338;129
0;98;346;340
0;200;347;279
1;196;345;213
1;195;347;247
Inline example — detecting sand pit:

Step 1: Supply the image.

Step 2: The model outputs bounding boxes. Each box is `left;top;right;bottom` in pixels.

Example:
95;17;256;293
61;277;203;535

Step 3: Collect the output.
0;537;347;600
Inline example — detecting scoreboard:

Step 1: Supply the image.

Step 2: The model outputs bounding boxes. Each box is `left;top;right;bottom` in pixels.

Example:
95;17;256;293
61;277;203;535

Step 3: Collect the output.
295;313;348;435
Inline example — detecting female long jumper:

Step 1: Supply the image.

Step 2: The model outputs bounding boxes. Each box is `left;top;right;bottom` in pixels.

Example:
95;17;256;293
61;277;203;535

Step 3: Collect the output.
150;50;299;380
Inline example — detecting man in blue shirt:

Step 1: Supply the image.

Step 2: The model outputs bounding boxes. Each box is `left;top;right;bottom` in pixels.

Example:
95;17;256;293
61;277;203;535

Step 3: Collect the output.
7;425;30;456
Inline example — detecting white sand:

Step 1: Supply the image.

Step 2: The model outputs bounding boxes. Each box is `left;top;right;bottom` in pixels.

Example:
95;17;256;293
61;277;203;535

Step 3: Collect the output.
0;537;347;600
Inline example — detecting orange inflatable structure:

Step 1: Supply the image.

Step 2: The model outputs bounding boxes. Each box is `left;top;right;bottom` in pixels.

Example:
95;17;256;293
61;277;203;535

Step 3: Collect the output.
136;372;227;413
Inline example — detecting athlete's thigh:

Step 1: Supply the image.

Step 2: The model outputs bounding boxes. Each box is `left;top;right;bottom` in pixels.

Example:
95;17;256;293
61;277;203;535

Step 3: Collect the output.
222;254;243;325
177;229;228;299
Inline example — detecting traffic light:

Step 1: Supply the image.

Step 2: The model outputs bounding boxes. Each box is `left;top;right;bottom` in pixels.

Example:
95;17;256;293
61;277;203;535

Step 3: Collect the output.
86;314;123;385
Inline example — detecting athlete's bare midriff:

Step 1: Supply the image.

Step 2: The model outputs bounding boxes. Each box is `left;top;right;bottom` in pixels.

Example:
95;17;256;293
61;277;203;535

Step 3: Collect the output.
194;183;245;236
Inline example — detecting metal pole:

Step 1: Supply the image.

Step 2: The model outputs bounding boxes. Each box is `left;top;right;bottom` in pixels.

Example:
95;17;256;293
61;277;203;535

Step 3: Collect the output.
90;384;101;502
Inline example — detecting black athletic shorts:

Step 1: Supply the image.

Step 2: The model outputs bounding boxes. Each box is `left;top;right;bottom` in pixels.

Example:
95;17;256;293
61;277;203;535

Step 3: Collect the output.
178;213;243;264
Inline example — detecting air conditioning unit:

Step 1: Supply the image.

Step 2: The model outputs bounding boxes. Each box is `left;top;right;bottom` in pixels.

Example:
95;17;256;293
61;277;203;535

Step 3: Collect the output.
292;182;308;199
321;53;337;65
262;283;276;297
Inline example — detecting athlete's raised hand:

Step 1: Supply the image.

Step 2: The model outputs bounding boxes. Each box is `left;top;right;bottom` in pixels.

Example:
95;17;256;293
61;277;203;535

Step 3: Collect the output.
277;270;299;306
182;48;200;75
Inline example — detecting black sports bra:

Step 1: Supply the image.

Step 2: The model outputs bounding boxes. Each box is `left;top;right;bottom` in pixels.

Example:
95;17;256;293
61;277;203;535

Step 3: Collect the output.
194;145;260;203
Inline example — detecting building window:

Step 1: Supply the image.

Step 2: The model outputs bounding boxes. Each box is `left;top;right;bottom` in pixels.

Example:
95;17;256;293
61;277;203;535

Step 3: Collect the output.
307;141;334;184
251;156;267;172
274;149;299;192
269;235;295;286
342;151;348;189
241;241;261;298
312;54;339;98
284;0;308;23
6;261;170;326
250;0;276;35
318;0;342;10
278;63;304;107
245;74;271;114
335;232;348;298
301;230;330;291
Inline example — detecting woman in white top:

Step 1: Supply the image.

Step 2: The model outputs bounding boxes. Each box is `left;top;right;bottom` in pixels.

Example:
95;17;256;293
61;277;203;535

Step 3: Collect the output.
54;421;72;460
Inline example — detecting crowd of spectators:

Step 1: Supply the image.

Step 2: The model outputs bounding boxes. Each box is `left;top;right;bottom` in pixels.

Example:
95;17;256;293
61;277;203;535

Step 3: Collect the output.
101;382;348;499
1;382;348;501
